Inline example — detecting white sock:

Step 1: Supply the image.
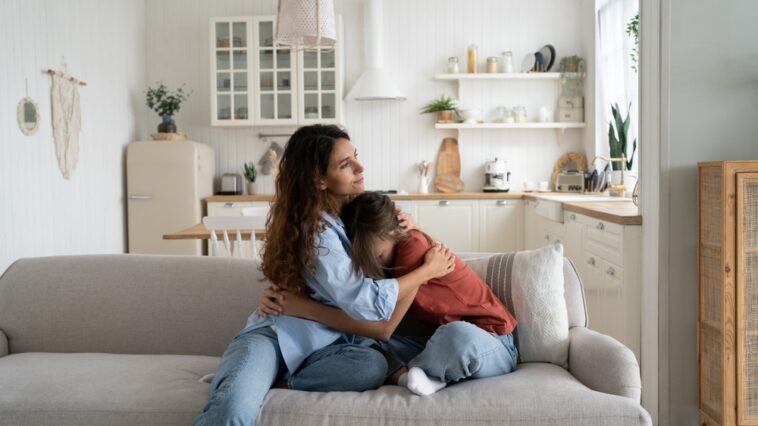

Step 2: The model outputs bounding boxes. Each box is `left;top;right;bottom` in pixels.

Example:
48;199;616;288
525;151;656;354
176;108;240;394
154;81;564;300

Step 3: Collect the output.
405;367;447;396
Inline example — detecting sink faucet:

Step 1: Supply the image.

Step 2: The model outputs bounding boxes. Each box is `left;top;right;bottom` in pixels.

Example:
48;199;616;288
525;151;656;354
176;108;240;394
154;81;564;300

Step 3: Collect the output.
592;155;626;197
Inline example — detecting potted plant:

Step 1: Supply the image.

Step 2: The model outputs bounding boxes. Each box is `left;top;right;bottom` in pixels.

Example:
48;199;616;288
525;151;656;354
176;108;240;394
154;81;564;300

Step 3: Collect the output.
608;102;637;194
146;82;191;134
243;162;257;195
420;95;458;123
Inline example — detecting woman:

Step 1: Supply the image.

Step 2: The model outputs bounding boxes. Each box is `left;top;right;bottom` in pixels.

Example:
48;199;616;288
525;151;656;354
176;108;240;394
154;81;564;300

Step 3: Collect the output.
261;191;519;396
194;125;454;425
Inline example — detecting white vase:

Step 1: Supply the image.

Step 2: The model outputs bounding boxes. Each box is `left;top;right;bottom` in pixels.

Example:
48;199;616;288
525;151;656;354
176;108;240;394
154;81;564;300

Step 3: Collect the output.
246;182;256;195
419;176;430;194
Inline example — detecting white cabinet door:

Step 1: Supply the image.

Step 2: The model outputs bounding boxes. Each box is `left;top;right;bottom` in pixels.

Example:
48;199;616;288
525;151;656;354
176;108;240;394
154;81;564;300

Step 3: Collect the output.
479;199;523;252
210;17;255;126
563;211;584;272
252;17;298;125
413;200;479;252
524;200;540;250
297;16;343;124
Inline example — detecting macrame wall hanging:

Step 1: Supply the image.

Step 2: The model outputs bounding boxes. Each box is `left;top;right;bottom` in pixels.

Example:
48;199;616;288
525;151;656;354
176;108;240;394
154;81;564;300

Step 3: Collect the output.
43;62;86;179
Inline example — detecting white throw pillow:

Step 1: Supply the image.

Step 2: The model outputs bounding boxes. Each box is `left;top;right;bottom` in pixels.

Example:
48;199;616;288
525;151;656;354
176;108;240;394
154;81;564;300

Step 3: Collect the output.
511;244;569;367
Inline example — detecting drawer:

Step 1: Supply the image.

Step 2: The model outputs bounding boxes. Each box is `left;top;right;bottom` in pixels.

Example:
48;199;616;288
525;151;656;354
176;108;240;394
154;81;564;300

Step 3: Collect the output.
581;217;623;265
539;230;564;247
582;252;623;290
207;201;268;217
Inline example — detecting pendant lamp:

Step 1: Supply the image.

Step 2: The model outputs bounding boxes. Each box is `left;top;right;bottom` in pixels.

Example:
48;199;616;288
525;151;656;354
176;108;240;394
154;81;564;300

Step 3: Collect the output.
275;0;337;49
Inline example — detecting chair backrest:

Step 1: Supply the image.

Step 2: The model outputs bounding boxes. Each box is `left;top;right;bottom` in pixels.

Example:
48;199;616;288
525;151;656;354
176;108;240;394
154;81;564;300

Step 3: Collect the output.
203;214;266;258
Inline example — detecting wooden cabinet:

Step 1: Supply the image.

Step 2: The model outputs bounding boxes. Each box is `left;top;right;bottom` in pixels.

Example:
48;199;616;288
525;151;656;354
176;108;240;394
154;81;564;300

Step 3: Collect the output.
210;15;343;127
479;199;523;252
697;161;758;426
412;200;479;252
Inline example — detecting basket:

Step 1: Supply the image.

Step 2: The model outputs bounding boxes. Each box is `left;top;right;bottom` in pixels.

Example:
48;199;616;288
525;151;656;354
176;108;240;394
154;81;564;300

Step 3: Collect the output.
151;132;187;141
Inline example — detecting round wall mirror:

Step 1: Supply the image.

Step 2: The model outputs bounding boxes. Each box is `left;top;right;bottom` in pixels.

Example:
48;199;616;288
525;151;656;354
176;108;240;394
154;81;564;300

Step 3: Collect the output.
17;96;40;136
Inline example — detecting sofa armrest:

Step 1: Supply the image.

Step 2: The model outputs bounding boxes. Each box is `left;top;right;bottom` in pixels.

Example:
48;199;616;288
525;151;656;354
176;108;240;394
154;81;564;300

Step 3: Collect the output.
0;328;7;357
568;326;641;402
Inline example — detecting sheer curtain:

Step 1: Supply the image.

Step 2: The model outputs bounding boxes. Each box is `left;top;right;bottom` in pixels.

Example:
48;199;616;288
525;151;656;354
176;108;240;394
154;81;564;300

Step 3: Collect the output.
596;0;638;172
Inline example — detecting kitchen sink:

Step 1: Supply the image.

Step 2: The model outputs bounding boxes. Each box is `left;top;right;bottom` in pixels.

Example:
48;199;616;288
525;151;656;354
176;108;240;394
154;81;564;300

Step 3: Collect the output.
533;194;631;223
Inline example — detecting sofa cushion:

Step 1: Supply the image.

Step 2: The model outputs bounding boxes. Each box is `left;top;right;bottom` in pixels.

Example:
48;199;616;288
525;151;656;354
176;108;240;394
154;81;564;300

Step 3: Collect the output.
259;363;651;425
0;353;217;426
485;244;570;368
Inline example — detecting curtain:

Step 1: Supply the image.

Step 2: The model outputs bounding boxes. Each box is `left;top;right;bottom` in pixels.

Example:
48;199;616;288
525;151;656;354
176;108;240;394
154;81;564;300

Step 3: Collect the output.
596;0;639;171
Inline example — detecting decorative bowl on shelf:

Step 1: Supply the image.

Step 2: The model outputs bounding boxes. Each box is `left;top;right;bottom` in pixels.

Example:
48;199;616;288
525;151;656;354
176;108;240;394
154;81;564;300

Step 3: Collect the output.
458;108;482;124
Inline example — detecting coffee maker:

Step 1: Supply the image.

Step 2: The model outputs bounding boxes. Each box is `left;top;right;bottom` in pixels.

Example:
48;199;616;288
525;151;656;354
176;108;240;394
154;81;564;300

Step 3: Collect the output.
483;158;511;192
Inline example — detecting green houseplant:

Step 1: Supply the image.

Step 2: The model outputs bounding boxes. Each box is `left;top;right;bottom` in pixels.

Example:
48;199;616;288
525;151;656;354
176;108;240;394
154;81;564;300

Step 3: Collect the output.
243;162;257;195
608;103;637;171
146;82;191;133
420;95;458;123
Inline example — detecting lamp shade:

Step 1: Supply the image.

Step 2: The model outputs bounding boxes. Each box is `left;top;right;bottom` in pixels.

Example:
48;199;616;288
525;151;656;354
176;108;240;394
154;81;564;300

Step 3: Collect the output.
275;0;336;49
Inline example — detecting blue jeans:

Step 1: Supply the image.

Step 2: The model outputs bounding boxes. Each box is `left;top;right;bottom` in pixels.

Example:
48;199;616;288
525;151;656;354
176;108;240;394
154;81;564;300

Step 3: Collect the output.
382;321;519;383
193;326;388;426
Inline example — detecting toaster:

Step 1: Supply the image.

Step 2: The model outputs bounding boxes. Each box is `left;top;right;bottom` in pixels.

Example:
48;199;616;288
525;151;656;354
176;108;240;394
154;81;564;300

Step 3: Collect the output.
555;171;585;193
220;173;243;195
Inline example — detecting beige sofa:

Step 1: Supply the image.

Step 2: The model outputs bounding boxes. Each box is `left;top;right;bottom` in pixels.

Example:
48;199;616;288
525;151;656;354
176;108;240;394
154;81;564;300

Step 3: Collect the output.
0;254;651;425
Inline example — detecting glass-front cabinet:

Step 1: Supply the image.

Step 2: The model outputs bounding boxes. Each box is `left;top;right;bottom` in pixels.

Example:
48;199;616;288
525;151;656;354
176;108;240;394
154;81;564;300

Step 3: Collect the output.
211;17;254;126
210;15;342;127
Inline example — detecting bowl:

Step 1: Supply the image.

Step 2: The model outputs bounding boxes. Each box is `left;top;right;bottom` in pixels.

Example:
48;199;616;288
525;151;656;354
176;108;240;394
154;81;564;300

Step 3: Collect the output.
458;108;481;124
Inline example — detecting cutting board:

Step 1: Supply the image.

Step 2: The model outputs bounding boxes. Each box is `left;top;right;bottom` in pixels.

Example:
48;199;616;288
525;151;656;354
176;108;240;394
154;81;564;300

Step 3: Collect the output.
436;138;461;177
435;137;463;193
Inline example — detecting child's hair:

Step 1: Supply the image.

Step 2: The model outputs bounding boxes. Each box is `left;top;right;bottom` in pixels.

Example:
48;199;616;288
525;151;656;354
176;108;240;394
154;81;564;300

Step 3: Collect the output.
341;191;408;279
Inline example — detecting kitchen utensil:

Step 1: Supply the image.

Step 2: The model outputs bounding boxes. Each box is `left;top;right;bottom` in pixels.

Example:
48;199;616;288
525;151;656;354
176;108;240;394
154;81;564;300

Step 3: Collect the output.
435;173;464;193
483;157;511;192
537;44;556;71
521;52;537;73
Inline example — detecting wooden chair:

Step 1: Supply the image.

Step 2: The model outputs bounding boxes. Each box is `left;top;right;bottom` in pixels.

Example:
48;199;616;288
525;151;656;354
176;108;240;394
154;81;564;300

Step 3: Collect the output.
202;212;267;258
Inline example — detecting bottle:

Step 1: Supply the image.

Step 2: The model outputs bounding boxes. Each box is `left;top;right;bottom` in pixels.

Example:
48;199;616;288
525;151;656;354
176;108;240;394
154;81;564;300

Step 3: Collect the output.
501;51;514;73
486;57;499;73
467;45;478;73
447;56;460;73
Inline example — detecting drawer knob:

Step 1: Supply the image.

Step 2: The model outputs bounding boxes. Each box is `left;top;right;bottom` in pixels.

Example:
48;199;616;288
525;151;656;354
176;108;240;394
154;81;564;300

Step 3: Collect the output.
570;214;576;221
545;234;550;241
606;267;616;276
497;200;507;206
587;258;596;266
224;202;234;207
596;222;605;230
439;200;450;206
555;239;562;245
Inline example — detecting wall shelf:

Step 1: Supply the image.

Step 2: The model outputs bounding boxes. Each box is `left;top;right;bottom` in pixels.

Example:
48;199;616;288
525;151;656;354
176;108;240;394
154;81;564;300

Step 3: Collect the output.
434;122;586;129
433;72;585;81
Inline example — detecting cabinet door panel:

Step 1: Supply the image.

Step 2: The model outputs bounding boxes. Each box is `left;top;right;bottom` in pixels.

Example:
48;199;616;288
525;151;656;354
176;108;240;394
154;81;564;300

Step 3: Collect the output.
479;200;523;252
210;17;254;126
413;200;478;252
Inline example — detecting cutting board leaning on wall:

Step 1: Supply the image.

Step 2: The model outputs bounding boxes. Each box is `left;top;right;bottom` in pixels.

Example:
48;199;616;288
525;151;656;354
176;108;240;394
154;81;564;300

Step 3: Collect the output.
435;137;464;193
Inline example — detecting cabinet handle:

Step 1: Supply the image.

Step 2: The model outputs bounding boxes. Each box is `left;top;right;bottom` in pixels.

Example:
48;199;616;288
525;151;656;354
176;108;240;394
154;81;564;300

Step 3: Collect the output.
606;267;616;276
497;200;507;206
555;239;562;245
224;202;234;207
128;194;153;200
587;257;596;266
545;234;550;241
570;214;577;221
596;222;605;230
438;200;450;206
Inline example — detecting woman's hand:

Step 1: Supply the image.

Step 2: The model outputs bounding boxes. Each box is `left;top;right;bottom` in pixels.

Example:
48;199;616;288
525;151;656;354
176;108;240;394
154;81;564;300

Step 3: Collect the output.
422;243;455;280
396;207;417;231
259;284;285;317
273;290;314;318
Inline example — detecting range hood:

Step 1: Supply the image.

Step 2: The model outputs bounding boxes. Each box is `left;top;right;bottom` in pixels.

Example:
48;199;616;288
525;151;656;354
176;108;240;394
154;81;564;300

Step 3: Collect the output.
345;0;406;101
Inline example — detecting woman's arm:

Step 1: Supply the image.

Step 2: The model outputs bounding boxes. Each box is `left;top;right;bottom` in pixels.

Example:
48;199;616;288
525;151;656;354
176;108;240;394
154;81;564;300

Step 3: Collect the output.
277;285;419;341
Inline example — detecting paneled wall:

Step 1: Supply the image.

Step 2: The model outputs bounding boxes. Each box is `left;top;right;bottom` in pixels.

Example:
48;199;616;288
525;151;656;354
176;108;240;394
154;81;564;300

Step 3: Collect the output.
0;0;147;272
146;0;595;195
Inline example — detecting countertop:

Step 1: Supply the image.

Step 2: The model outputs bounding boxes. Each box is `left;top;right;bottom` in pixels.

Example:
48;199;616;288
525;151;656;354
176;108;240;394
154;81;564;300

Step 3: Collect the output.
205;192;641;225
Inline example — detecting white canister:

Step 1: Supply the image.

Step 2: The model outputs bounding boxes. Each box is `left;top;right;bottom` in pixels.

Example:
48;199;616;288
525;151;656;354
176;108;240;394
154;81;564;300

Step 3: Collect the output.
538;107;552;123
419;175;430;194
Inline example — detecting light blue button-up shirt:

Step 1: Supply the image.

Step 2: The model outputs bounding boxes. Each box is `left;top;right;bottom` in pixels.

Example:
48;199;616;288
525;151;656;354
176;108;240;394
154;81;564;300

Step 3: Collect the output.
243;212;399;373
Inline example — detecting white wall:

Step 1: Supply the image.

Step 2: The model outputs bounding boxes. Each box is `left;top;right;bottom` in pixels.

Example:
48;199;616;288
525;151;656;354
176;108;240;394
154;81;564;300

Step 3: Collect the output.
0;0;146;272
145;0;595;195
662;0;758;424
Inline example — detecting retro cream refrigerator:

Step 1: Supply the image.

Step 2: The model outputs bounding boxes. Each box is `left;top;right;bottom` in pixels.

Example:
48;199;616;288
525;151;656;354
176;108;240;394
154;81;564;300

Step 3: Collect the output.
126;140;214;255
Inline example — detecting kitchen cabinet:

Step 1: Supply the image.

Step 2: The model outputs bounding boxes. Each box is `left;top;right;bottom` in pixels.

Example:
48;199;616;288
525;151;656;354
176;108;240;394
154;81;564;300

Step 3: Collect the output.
479;199;523;252
412;200;479;252
210;15;343;127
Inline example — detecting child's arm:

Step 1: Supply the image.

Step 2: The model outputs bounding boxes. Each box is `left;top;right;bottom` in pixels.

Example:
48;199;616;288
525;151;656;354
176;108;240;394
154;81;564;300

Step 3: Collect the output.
276;285;419;342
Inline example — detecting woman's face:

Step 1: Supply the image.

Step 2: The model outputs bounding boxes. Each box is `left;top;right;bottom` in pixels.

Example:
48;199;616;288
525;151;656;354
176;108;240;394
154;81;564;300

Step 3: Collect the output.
321;138;364;199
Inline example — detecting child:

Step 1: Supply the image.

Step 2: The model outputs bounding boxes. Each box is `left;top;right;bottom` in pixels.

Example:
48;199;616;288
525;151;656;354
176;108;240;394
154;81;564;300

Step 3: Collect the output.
270;191;518;396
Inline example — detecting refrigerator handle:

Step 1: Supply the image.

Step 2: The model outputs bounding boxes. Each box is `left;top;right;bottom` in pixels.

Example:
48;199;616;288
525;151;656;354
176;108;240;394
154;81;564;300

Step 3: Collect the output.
128;194;154;200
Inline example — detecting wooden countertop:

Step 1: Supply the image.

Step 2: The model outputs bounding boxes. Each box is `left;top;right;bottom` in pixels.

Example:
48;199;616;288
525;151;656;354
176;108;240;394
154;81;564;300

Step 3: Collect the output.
163;223;265;240
205;192;641;225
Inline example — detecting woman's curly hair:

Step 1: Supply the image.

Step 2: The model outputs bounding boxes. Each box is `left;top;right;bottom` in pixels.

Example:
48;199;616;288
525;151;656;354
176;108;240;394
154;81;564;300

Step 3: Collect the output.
260;124;350;294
